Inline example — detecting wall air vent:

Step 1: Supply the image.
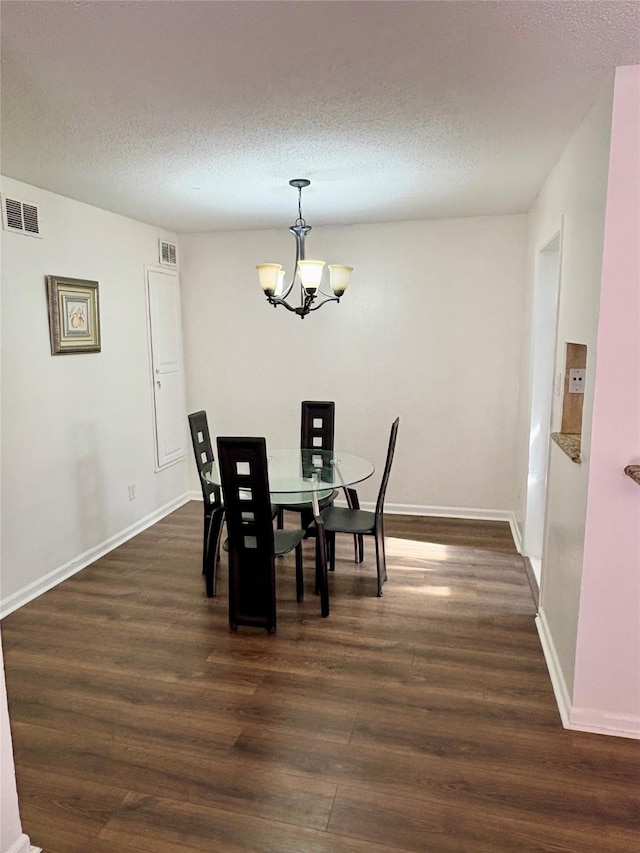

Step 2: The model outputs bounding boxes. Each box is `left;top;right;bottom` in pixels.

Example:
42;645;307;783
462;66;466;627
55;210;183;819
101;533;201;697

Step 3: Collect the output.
1;195;42;237
159;239;178;266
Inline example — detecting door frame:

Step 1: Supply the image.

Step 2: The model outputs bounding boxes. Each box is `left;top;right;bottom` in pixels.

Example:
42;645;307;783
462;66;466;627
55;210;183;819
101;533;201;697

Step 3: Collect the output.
144;264;186;472
522;222;564;588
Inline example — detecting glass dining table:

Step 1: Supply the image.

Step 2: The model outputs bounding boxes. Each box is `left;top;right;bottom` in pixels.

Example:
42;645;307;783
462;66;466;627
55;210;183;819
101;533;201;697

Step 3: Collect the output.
269;448;375;513
203;448;375;518
202;448;375;617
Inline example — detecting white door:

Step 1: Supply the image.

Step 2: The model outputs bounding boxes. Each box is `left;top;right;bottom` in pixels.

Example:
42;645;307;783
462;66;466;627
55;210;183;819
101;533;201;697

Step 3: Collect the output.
146;267;186;470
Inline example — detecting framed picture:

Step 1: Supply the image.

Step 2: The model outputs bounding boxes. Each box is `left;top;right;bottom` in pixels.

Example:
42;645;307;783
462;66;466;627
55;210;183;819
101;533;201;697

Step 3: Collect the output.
45;275;101;354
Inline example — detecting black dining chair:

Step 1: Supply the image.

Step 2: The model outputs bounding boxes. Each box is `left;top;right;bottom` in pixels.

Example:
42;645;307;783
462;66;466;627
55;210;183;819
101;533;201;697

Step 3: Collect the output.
275;401;338;533
217;436;327;632
188;410;225;598
302;400;364;564
276;401;363;561
321;417;399;597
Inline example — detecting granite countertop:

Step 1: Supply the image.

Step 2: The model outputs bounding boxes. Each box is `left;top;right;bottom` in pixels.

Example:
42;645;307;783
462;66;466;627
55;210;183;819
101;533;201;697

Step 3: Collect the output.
624;465;640;485
551;432;581;463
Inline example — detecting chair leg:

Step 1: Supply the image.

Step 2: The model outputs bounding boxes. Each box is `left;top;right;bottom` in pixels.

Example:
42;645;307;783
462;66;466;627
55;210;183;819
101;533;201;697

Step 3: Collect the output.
381;535;388;582
202;511;211;575
295;542;304;602
277;508;284;529
314;535;322;594
328;530;336;572
204;510;224;572
204;543;216;599
374;531;386;597
301;508;314;537
205;511;224;598
344;488;364;564
315;521;330;617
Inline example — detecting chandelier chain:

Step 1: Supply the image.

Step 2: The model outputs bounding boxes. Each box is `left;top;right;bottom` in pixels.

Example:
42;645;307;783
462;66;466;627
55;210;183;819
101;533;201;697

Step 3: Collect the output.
294;186;306;227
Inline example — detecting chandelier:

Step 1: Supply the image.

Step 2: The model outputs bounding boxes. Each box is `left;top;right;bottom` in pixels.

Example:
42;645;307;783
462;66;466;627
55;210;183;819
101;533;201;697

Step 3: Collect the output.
256;179;353;319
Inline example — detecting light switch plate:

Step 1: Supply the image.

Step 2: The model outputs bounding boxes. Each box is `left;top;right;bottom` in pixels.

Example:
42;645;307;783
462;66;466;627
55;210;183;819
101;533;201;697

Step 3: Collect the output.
569;368;586;394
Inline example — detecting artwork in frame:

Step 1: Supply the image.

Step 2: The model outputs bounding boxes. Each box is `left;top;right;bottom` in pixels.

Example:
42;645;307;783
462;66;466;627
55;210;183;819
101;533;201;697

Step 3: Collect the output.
45;275;101;355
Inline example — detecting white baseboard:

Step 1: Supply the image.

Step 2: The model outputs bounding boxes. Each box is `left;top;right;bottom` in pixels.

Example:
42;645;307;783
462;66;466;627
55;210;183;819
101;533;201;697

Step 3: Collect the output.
568;706;640;740
535;608;571;727
509;516;523;554
528;557;542;588
350;500;513;521
536;609;640;740
4;834;32;853
381;501;513;521
359;501;521;550
0;494;192;619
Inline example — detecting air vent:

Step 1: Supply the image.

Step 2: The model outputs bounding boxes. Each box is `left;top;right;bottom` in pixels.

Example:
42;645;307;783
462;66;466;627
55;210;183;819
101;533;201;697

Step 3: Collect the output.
159;239;177;266
1;195;42;237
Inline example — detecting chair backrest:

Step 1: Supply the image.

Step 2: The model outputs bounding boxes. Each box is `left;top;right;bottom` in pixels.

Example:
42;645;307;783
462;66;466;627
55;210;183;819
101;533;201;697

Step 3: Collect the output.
216;437;276;632
375;417;400;517
301;401;335;450
188;410;222;509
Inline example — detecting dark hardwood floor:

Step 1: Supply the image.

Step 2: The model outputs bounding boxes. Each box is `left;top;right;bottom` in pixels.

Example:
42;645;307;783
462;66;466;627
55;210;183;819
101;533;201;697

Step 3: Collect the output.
2;502;639;852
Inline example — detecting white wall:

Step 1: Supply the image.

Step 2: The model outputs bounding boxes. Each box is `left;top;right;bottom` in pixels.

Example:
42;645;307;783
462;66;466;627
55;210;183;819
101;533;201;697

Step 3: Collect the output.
180;215;527;516
521;77;614;699
0;177;190;614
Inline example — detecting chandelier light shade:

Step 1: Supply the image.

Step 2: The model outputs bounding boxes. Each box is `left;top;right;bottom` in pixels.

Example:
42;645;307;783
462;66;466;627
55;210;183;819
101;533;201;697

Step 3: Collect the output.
256;263;283;293
256;179;353;318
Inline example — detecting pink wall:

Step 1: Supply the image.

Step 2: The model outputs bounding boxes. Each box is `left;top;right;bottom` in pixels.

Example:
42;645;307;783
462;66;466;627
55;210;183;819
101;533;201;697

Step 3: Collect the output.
573;66;640;734
1;636;29;853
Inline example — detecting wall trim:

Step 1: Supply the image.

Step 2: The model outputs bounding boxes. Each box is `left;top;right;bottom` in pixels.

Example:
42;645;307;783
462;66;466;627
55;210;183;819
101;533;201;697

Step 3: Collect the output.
3;834;32;853
535;608;572;728
536;608;639;740
0;494;191;619
567;706;640;740
509;517;523;554
369;502;522;550
521;556;540;609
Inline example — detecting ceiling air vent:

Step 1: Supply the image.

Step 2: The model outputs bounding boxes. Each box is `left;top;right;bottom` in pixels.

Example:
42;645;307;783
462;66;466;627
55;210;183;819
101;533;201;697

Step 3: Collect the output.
1;195;42;237
159;239;177;266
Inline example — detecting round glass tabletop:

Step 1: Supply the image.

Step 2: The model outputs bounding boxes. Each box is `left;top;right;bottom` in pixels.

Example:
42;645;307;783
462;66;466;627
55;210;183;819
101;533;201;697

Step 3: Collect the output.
267;449;375;496
202;448;375;498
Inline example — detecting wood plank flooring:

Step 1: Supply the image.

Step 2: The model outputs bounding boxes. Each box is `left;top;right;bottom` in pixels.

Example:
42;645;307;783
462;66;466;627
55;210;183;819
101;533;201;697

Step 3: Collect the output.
2;502;639;852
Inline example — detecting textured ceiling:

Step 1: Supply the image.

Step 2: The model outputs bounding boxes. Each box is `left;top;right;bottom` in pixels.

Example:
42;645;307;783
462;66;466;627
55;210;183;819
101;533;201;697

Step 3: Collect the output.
1;1;639;232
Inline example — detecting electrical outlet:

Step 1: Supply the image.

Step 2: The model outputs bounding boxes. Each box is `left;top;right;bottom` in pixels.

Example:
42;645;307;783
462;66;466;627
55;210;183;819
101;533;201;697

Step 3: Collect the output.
128;483;137;501
569;368;586;394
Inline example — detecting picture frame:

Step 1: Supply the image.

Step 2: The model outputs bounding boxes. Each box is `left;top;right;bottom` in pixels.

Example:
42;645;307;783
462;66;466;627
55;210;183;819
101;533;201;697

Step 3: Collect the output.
45;275;101;355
